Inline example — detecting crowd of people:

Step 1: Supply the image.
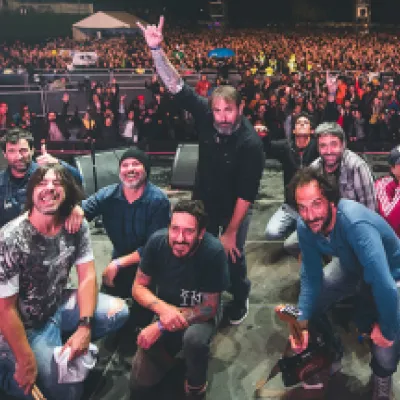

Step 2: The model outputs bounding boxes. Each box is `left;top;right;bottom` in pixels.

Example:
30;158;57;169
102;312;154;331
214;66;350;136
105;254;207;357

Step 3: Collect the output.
2;29;400;149
2;17;400;400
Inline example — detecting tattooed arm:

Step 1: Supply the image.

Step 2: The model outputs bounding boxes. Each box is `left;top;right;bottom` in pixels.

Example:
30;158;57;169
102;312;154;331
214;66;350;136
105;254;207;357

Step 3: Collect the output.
137;16;183;95
132;268;188;331
180;293;220;324
151;48;183;94
132;268;164;313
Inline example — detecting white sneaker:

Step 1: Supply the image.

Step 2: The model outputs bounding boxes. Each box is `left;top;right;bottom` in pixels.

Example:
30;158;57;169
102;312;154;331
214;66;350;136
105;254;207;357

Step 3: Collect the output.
228;298;249;325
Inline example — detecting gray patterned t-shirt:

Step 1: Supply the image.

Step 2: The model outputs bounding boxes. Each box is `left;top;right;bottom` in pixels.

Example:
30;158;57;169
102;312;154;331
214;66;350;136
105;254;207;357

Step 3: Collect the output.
0;213;94;329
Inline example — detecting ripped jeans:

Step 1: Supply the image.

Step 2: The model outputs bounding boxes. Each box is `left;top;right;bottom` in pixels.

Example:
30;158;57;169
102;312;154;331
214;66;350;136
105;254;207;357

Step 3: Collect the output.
0;290;129;400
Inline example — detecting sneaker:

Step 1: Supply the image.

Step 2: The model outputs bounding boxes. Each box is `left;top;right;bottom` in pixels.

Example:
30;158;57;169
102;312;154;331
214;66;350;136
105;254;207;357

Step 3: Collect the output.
302;372;324;390
185;380;207;399
372;374;394;400
228;298;249;325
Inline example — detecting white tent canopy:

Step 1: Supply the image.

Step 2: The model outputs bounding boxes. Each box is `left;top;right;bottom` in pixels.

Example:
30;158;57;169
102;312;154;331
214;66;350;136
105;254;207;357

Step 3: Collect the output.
72;11;147;39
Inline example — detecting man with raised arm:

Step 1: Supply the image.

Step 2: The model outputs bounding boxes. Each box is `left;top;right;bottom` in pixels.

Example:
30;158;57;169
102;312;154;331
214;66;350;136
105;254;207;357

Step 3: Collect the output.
137;17;265;325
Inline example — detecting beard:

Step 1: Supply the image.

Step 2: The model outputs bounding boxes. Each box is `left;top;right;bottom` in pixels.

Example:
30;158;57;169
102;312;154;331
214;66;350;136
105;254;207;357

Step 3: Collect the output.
213;115;241;135
120;171;147;190
321;204;333;234
306;204;333;235
169;235;201;258
10;159;30;174
33;203;59;216
322;153;342;170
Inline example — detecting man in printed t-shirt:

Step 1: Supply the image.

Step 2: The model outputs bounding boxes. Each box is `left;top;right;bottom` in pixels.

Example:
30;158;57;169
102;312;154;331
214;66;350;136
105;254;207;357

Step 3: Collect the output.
130;200;229;399
0;164;129;400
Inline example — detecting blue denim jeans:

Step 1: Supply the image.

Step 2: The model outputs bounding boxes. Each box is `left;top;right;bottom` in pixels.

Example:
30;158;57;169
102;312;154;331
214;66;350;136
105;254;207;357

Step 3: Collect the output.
0;290;129;400
208;209;252;307
311;258;400;377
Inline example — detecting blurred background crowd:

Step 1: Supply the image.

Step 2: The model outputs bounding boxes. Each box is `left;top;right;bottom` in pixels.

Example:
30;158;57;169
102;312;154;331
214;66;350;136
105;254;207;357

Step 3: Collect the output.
2;3;400;152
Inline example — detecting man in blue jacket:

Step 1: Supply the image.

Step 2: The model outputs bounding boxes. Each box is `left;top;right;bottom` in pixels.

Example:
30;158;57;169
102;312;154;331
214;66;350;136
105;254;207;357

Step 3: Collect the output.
0;127;82;229
82;147;171;328
287;167;400;400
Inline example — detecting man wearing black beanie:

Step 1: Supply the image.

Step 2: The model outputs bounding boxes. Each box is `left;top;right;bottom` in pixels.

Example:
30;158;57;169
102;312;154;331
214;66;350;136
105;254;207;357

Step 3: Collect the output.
81;147;171;329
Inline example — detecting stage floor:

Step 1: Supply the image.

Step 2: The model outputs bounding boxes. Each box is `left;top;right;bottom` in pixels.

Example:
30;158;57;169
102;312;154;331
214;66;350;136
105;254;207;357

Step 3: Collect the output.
5;155;398;400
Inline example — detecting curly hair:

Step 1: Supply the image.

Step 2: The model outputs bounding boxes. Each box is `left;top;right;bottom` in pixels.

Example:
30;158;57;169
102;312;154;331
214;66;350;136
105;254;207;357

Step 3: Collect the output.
25;164;84;219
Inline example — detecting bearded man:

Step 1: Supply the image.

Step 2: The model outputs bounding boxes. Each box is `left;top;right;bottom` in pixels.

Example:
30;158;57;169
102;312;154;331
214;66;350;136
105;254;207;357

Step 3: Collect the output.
81;147;171;328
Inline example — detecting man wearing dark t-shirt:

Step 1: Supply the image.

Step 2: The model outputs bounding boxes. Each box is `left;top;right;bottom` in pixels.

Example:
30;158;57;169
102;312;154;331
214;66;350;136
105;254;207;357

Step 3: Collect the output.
137;17;265;325
130;200;229;399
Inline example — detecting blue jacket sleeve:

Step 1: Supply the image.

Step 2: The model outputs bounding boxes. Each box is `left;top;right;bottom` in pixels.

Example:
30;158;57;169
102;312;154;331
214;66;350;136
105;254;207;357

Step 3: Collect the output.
297;224;324;321
348;222;399;341
136;197;171;257
60;160;83;186
81;189;107;222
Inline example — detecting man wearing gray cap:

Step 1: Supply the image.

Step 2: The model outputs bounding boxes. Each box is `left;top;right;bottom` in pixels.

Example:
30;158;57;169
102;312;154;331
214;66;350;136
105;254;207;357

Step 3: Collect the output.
375;145;400;238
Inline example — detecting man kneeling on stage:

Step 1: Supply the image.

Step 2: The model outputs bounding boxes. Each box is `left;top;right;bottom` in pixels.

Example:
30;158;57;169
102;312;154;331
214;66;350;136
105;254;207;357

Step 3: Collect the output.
130;200;229;399
0;164;129;400
287;167;400;400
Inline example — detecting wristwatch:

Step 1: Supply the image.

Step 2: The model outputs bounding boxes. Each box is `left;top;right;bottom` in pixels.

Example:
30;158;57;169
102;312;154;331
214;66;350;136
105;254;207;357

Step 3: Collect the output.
78;316;93;328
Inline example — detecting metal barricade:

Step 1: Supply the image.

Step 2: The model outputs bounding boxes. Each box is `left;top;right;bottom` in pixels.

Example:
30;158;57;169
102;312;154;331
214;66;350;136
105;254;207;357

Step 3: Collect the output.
45;88;88;115
0;70;205;116
0;90;45;116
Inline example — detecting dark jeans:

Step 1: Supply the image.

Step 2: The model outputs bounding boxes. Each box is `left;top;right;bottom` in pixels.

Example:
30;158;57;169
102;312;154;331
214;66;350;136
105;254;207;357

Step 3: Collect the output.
130;319;217;389
207;209;252;307
310;258;400;378
101;264;154;329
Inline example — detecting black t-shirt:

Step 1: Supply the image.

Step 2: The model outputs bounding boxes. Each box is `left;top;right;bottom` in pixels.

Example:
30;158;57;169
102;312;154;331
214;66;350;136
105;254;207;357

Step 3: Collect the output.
139;229;229;308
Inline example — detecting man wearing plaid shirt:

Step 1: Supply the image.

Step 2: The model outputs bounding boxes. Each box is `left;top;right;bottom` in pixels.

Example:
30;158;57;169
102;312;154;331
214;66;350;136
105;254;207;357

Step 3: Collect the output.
284;122;376;256
310;122;376;211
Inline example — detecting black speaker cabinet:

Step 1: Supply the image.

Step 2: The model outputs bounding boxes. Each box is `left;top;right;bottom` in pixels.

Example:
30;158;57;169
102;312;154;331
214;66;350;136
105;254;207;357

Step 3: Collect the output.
170;143;199;190
74;148;127;197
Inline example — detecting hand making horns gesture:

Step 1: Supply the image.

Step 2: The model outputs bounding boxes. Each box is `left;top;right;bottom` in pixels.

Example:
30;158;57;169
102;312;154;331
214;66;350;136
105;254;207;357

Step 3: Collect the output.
137;15;165;49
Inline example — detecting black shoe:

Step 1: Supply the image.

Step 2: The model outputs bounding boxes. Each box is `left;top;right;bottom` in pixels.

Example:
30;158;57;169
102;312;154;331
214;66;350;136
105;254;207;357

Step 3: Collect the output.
227;298;249;325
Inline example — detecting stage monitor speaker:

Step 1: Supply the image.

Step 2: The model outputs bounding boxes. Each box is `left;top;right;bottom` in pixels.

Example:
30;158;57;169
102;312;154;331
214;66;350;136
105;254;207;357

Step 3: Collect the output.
74;148;127;197
170;143;199;190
